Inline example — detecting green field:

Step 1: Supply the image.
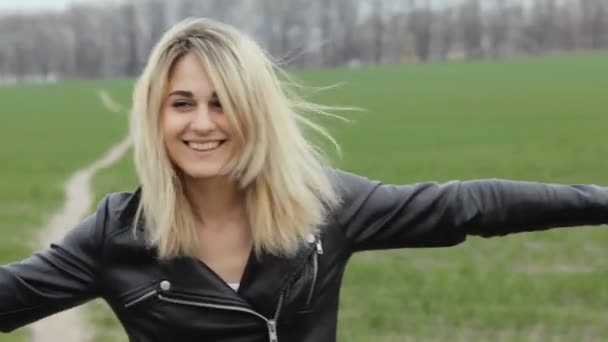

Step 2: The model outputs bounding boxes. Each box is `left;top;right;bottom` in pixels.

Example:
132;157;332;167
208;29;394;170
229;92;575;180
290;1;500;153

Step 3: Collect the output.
0;79;131;342
2;51;608;341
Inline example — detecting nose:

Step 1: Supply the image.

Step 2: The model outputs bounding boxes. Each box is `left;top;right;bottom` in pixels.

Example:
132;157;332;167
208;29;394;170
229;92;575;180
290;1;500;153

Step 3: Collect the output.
190;106;215;133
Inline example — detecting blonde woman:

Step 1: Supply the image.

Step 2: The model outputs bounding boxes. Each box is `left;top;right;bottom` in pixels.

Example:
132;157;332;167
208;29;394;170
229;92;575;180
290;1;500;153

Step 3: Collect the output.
1;18;608;342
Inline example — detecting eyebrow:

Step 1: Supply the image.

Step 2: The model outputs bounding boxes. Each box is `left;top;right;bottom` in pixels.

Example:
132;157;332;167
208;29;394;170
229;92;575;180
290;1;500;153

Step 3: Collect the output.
168;90;193;98
168;90;218;99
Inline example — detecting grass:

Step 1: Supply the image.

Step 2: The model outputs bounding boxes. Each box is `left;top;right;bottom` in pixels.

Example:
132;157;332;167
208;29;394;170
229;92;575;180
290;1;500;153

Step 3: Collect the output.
305;51;608;340
0;81;128;341
2;51;608;341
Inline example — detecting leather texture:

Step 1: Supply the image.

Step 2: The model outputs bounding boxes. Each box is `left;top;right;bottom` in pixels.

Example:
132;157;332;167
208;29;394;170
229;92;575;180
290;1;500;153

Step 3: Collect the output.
2;168;608;341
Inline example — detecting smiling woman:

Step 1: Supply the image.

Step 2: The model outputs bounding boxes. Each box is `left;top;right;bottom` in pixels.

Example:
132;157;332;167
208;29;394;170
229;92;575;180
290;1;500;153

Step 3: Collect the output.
129;18;341;265
162;54;234;180
2;17;608;342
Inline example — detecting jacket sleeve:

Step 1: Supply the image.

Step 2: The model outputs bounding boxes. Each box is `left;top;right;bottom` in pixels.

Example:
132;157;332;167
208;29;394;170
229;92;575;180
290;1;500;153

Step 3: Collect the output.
0;196;109;333
332;169;608;252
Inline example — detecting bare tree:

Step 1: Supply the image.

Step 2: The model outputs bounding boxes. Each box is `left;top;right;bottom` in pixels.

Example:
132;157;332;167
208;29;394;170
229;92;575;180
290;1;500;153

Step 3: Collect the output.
436;7;456;61
318;0;334;66
581;0;608;49
140;0;169;58
1;0;607;81
277;0;309;63
526;0;559;53
488;0;511;57
408;0;433;62
122;3;141;75
371;0;385;63
335;0;360;64
460;0;484;59
553;1;580;50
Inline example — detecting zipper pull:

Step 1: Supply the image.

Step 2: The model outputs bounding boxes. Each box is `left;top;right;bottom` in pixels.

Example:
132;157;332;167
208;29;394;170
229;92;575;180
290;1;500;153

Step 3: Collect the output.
316;239;324;255
267;319;278;342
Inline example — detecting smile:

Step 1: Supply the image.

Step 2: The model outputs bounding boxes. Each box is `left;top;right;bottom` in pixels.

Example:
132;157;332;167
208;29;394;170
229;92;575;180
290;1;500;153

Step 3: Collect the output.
184;140;226;152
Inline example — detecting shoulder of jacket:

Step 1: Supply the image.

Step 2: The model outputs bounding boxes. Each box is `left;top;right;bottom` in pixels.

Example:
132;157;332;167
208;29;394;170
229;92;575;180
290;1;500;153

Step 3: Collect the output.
95;187;141;236
326;168;381;225
327;168;379;198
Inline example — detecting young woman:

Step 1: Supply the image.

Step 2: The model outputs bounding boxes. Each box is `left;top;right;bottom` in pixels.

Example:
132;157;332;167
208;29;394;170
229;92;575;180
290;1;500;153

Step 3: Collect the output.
1;18;607;342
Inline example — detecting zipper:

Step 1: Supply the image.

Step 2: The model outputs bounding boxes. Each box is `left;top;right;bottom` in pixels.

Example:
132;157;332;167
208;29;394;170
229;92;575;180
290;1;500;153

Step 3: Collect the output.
157;291;286;342
124;280;171;308
305;238;323;305
124;289;159;308
315;239;324;255
122;236;315;340
267;292;284;342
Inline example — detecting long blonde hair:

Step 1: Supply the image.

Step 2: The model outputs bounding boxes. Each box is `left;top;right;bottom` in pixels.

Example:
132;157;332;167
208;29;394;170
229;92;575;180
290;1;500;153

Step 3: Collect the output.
130;18;342;259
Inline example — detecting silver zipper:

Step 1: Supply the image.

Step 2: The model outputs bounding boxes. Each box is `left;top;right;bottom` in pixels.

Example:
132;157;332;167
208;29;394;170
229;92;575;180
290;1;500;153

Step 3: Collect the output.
267;319;278;342
124;289;158;308
267;291;284;342
158;291;286;342
315;239;324;255
305;243;321;305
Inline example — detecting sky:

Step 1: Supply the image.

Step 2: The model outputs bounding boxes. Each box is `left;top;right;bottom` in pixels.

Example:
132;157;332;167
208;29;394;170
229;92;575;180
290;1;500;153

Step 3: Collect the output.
0;0;537;13
0;0;117;12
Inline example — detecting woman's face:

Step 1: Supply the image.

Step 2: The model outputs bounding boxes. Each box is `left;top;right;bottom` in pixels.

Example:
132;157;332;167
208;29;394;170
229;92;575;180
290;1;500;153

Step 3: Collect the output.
161;53;234;180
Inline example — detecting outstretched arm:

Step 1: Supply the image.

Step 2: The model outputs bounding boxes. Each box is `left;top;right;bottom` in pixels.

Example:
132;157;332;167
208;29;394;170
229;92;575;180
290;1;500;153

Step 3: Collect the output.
333;169;608;252
0;197;108;333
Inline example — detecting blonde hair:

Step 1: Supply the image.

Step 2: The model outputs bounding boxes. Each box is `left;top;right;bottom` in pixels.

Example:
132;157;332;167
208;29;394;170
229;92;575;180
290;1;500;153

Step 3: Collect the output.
130;18;342;259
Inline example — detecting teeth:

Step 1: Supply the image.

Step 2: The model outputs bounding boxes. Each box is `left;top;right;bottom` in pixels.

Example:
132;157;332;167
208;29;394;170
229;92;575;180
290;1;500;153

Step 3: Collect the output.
187;141;221;151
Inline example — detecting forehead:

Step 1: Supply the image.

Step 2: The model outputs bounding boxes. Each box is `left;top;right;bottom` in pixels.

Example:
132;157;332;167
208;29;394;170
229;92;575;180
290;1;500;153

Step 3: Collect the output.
167;53;216;96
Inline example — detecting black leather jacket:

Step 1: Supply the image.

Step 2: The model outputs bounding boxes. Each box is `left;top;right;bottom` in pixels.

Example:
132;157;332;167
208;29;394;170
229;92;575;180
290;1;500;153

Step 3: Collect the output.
2;169;608;341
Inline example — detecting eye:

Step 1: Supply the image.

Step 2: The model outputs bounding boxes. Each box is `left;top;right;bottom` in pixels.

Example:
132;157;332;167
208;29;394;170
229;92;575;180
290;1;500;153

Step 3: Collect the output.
210;99;223;111
171;100;193;111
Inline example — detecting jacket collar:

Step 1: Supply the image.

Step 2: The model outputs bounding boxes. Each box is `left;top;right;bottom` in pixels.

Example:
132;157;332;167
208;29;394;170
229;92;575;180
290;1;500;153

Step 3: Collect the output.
117;186;142;229
238;241;316;316
115;186;315;317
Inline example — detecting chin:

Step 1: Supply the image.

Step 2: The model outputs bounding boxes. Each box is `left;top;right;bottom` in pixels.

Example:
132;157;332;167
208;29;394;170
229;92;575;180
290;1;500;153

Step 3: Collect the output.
179;164;227;180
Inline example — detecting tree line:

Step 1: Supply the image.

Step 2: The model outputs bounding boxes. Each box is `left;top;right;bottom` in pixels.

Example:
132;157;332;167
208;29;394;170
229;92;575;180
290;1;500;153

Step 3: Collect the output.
0;0;606;82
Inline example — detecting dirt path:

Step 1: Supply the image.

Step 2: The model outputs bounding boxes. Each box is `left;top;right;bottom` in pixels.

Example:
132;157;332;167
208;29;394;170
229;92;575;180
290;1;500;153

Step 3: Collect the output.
97;89;126;113
29;90;131;342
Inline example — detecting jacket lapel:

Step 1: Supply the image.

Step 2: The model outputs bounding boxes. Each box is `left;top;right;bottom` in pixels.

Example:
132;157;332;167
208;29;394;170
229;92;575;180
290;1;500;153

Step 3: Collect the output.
158;256;252;308
117;186;315;317
237;243;315;318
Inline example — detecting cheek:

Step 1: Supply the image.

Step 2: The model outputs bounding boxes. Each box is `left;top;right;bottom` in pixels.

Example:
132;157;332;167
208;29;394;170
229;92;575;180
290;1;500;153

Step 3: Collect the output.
160;115;185;164
161;119;182;163
160;111;186;140
218;116;235;136
159;110;171;135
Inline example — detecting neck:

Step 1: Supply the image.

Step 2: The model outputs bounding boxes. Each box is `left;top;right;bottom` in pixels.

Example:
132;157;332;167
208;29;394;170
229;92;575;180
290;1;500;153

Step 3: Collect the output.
181;175;245;224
